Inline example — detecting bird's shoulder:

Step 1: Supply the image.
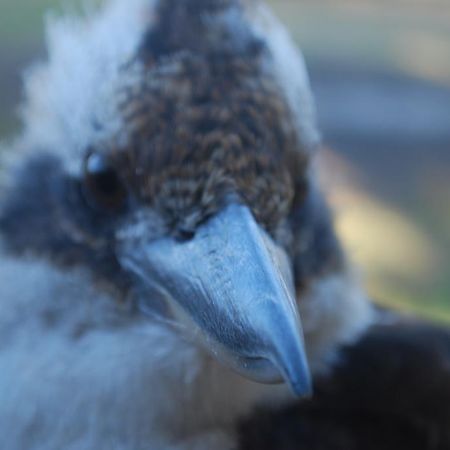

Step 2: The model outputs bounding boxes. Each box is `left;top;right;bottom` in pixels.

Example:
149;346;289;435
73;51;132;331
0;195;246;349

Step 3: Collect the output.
238;319;450;450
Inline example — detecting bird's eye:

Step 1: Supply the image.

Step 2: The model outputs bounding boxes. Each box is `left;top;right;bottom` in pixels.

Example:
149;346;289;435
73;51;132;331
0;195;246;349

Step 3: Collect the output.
82;153;127;212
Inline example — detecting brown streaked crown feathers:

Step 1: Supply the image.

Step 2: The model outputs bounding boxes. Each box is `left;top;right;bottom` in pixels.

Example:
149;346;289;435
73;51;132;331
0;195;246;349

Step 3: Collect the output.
101;0;307;236
0;0;343;310
1;2;449;450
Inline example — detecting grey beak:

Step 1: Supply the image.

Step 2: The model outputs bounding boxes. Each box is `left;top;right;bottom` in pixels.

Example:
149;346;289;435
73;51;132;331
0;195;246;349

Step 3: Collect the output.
121;204;312;397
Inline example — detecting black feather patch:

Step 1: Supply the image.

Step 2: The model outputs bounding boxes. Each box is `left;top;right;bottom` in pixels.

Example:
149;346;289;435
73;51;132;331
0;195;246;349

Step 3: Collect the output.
238;321;450;450
290;183;345;289
0;154;130;291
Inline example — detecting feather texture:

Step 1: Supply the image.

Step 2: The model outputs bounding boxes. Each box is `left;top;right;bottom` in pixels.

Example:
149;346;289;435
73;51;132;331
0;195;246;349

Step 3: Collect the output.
0;1;373;449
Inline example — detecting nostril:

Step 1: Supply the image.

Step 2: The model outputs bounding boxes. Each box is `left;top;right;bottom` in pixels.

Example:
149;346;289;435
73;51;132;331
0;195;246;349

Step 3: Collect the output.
175;227;196;243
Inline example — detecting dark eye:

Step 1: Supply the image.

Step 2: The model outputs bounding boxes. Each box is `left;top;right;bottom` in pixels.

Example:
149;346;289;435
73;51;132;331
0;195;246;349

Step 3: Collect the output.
82;153;127;212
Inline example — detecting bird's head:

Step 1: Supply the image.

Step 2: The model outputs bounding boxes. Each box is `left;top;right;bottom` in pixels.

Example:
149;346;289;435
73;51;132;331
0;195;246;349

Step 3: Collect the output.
0;0;369;398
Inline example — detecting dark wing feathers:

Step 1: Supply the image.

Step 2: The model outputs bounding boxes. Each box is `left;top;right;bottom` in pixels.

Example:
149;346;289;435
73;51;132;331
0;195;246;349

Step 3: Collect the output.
239;321;450;450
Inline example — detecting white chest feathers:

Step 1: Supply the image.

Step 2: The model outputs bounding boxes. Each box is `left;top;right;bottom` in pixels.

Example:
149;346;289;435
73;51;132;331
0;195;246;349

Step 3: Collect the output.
0;254;295;450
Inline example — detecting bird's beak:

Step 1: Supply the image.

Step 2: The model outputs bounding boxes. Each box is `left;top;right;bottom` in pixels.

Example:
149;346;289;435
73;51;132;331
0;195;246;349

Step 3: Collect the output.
120;204;312;397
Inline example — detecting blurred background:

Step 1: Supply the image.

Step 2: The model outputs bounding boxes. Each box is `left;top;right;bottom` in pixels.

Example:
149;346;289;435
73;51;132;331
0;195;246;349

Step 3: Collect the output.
0;0;449;322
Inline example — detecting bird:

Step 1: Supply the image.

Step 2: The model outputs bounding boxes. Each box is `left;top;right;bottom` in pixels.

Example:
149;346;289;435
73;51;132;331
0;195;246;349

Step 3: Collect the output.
0;0;448;449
